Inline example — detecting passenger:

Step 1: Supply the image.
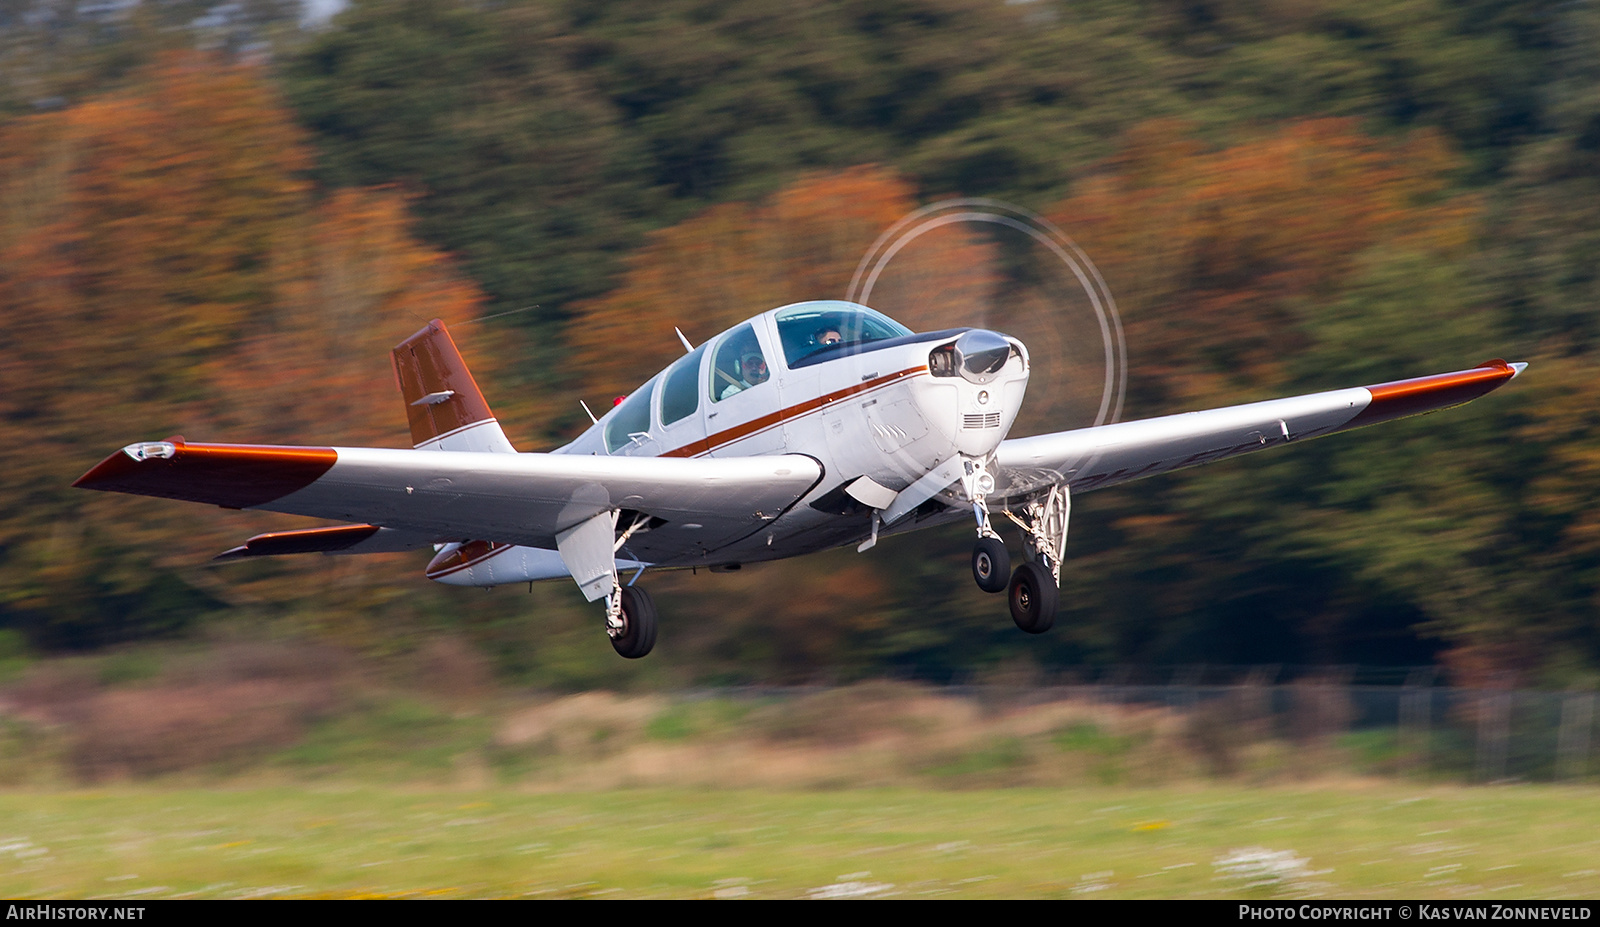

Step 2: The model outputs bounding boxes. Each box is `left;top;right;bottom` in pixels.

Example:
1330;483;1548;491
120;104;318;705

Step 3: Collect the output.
720;352;769;399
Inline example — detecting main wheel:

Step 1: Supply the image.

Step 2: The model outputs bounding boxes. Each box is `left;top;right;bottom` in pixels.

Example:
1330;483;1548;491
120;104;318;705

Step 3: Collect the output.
1008;561;1057;634
971;536;1010;593
610;585;658;659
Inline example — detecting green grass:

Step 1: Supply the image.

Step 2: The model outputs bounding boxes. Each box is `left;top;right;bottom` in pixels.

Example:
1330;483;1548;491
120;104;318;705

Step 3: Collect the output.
0;785;1596;898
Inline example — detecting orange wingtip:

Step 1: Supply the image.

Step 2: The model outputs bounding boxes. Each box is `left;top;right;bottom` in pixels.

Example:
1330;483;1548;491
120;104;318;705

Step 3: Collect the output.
74;442;337;509
1350;360;1523;427
214;524;381;560
392;319;496;448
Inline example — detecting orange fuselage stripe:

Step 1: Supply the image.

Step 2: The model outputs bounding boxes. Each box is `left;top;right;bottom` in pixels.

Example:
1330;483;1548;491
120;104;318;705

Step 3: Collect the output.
660;365;927;459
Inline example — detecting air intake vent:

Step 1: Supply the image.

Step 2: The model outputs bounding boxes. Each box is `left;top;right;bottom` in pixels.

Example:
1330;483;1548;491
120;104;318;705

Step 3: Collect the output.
962;412;1003;429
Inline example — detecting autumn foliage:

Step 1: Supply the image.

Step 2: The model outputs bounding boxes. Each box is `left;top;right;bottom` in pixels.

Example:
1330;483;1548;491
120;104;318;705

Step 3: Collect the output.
0;54;501;647
566;166;997;406
1049;119;1479;411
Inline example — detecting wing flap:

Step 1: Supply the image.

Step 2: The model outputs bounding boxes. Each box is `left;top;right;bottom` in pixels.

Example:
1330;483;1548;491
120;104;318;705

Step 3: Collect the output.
997;360;1522;499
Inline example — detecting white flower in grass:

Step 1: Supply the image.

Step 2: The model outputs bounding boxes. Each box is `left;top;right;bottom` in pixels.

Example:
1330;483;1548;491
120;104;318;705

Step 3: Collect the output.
1214;847;1319;891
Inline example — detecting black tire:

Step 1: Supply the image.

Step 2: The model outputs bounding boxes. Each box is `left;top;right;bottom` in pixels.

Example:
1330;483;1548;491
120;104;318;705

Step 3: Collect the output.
971;536;1010;594
1008;561;1057;634
611;585;658;659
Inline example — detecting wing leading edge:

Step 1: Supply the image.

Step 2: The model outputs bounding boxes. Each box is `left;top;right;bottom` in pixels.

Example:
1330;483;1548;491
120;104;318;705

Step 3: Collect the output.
74;440;823;562
996;360;1524;500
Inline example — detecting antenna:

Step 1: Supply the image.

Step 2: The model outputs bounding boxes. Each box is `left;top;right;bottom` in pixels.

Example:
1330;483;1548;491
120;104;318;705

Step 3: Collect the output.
674;327;694;353
579;399;598;425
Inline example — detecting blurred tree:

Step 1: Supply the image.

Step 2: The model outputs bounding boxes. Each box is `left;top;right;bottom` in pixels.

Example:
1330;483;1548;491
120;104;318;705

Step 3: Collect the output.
565;165;996;408
1033;118;1589;682
0;53;540;651
280;0;657;343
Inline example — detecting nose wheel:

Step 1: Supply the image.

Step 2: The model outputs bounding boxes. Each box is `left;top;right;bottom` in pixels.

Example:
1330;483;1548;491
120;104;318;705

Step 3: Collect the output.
971;536;1010;593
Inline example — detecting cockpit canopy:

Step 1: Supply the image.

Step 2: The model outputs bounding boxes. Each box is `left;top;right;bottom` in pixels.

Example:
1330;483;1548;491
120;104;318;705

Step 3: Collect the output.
581;300;925;456
773;301;912;368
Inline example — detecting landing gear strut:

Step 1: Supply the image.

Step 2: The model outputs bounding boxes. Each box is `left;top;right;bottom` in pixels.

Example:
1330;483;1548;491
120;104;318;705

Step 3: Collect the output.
560;509;662;659
961;456;1010;594
999;483;1071;635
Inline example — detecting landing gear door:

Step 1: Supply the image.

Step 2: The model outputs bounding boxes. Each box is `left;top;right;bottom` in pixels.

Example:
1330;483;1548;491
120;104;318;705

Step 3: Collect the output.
704;320;784;458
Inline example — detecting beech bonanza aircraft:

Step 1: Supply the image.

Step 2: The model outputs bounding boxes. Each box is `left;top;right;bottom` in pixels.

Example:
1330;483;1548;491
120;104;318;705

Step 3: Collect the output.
76;300;1524;659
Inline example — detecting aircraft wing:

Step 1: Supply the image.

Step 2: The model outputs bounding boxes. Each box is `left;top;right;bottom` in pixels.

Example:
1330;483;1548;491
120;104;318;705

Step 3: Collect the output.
995;360;1524;500
74;441;822;558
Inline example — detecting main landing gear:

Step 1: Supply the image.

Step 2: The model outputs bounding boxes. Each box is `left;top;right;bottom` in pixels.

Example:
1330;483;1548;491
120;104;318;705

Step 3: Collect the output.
609;584;658;659
561;509;661;659
963;457;1071;636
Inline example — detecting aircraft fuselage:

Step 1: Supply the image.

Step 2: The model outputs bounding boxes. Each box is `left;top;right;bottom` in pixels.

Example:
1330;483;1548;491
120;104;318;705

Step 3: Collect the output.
429;300;1029;584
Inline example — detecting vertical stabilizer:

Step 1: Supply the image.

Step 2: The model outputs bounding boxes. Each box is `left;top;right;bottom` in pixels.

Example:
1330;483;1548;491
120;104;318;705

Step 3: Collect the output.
392;319;517;453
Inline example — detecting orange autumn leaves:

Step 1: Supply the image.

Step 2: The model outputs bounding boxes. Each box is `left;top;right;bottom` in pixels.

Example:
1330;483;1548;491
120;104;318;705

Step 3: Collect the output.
568;120;1476;425
1050;119;1476;409
0;50;1493;656
566;166;998;404
0;54;496;622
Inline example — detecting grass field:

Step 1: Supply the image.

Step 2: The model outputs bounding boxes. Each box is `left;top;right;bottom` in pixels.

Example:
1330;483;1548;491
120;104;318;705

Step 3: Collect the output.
1;785;1597;899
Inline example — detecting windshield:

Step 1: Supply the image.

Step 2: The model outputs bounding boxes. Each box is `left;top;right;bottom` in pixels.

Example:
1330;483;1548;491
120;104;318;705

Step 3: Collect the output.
773;301;913;367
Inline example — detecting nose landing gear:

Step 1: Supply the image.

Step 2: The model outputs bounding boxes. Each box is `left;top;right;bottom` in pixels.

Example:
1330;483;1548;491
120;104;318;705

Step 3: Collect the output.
961;456;1011;596
971;535;1010;593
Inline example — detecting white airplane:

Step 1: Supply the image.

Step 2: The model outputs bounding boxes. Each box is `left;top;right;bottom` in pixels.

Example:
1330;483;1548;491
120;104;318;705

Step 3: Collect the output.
76;300;1523;659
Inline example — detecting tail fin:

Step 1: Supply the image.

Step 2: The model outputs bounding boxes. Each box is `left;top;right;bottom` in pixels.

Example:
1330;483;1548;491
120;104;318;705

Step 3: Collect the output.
392;319;516;453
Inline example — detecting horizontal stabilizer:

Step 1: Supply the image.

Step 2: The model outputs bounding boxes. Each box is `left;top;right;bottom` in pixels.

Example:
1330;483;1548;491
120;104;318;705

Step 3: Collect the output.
214;524;436;560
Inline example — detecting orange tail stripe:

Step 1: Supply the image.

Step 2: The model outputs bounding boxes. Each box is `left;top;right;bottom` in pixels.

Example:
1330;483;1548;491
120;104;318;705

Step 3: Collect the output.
74;442;337;509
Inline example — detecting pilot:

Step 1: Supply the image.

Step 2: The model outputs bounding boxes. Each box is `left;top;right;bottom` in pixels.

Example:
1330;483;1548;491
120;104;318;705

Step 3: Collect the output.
814;326;842;347
720;352;769;399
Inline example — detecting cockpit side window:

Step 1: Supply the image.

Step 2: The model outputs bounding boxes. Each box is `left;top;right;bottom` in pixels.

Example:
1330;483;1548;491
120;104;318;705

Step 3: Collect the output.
660;344;706;426
774;302;913;367
604;375;658;454
708;323;769;402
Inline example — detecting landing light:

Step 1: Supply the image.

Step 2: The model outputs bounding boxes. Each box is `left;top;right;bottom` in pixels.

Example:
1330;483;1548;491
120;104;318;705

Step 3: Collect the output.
122;441;177;461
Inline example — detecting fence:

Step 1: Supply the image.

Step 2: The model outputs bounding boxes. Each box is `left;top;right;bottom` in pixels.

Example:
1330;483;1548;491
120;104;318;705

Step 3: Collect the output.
986;673;1599;783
